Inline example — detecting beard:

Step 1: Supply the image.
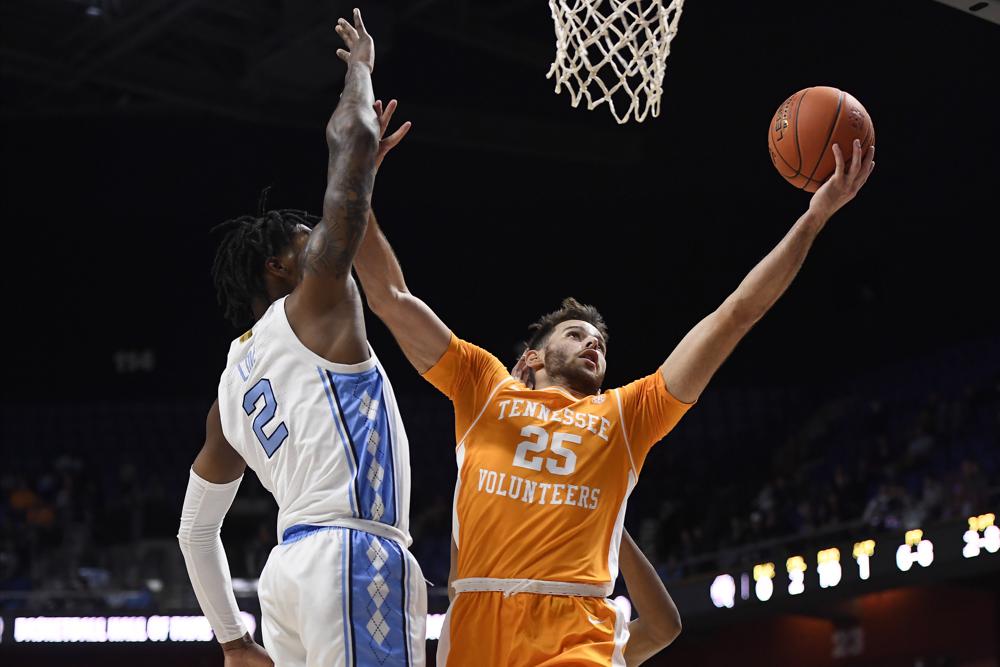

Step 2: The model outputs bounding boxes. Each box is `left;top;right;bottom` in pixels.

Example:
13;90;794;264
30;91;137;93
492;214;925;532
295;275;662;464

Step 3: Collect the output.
544;344;602;395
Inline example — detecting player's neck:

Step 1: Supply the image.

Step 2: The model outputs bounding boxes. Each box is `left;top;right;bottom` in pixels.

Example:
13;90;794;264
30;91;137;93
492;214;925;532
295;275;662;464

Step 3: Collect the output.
253;283;292;321
533;372;588;399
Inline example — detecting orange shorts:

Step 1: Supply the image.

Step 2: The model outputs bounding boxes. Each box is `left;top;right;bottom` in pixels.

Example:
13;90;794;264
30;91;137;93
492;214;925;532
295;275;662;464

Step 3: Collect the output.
437;591;629;666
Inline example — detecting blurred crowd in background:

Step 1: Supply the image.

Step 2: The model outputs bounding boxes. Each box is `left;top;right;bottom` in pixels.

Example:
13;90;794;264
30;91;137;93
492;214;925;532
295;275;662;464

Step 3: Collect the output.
2;341;996;611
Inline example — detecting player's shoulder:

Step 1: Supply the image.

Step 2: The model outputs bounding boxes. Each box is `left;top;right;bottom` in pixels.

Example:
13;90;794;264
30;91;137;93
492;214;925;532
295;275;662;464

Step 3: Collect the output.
600;373;668;413
611;371;695;418
217;305;277;384
610;371;667;395
223;323;258;366
230;327;254;352
224;301;283;357
452;335;492;357
447;336;510;377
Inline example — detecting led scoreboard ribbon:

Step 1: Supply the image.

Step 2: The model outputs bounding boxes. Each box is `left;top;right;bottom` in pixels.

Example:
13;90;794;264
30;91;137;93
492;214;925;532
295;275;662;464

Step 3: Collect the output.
852;539;875;580
3;613;258;643
3;514;997;643
963;513;1000;558
710;513;999;611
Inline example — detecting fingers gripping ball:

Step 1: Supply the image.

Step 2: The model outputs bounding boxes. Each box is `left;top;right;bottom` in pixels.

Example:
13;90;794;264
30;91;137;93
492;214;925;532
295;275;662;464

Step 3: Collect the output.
768;86;875;192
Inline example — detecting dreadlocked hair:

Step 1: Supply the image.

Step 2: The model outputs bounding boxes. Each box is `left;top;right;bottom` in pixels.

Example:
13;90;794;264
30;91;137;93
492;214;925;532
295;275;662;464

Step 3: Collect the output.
525;297;609;351
210;209;319;330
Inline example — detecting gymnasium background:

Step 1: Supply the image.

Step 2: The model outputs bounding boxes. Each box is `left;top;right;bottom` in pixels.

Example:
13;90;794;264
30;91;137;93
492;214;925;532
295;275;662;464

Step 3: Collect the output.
2;1;998;665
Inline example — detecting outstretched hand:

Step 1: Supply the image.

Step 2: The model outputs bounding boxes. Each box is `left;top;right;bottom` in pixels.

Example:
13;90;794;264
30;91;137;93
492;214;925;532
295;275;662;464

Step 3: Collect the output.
809;139;875;218
373;99;412;171
335;8;375;73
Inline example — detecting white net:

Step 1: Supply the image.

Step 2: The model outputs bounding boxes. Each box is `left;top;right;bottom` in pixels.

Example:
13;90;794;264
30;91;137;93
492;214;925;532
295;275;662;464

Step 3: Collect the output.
547;0;685;124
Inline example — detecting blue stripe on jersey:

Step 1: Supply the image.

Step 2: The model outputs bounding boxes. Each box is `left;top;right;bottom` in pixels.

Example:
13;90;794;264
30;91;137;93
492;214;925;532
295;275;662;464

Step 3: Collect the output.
342;528;355;667
326;368;397;527
394;539;412;667
317;367;360;517
348;530;409;667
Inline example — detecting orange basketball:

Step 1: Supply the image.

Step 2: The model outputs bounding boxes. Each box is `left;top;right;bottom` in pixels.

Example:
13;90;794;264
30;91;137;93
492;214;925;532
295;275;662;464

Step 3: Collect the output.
768;86;874;192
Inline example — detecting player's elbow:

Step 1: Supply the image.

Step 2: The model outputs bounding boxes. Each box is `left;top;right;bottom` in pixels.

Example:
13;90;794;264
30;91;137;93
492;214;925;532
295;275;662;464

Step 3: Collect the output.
366;286;407;320
177;518;218;552
326;105;379;154
719;296;761;332
647;610;683;648
365;287;392;315
666;614;683;645
177;524;195;552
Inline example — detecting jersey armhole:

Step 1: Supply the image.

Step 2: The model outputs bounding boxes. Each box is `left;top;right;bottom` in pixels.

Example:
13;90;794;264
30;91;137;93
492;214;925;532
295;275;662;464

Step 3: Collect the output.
612;388;638;478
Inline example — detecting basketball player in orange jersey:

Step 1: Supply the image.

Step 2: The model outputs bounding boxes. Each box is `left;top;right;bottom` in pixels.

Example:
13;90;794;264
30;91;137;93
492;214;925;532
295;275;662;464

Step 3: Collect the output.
447;528;682;665
501;363;683;665
356;137;874;665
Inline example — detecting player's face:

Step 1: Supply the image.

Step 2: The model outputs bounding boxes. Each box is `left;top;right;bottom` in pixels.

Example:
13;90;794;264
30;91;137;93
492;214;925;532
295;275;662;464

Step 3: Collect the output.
542;319;607;393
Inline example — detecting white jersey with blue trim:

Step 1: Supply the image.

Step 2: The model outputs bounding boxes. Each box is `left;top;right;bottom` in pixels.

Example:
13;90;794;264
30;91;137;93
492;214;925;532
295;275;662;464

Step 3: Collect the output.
217;296;411;546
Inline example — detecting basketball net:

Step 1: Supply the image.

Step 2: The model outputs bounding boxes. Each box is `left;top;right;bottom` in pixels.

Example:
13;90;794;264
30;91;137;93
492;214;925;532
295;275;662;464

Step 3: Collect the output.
547;0;685;124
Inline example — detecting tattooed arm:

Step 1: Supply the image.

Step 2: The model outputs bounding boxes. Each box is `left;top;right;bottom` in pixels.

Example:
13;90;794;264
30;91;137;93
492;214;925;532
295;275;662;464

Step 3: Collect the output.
285;8;380;364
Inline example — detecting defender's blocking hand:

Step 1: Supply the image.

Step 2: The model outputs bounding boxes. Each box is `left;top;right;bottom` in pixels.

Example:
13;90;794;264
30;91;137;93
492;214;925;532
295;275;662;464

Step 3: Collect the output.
335;8;375;72
373;99;412;171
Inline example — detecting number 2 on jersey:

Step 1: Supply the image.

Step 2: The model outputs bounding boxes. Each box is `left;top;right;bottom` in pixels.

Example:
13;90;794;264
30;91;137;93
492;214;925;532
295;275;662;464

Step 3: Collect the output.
243;378;289;458
512;425;582;475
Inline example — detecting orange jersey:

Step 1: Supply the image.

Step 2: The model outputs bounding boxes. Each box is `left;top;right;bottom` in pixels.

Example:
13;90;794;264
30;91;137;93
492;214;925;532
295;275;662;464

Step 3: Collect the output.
423;335;692;589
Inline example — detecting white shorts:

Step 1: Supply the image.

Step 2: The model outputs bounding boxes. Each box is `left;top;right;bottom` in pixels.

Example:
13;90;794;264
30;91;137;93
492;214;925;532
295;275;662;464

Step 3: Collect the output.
258;524;427;667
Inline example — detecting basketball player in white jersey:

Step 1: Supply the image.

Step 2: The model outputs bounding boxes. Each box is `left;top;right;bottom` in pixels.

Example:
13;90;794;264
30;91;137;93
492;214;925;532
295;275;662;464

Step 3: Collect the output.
177;11;424;667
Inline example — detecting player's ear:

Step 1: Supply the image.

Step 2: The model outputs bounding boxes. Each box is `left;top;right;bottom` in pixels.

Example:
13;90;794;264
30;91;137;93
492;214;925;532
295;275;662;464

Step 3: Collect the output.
264;256;290;277
525;348;544;371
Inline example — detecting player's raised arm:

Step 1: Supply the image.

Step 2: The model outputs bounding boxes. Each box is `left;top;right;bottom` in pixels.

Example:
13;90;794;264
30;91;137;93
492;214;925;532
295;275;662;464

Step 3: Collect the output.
619;530;681;666
355;209;452;373
178;402;272;665
659;139;875;403
284;9;380;357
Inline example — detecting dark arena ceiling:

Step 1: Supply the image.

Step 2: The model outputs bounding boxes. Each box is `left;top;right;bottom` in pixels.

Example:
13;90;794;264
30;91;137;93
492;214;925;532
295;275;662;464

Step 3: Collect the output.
3;0;998;399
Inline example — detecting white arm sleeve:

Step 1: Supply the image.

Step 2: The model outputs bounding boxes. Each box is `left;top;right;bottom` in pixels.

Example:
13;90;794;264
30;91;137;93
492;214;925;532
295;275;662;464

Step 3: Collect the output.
177;468;247;643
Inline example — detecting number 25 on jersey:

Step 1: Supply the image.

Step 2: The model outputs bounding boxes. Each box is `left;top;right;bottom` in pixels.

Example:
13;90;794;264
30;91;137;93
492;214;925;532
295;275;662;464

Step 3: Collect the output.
512;425;581;475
